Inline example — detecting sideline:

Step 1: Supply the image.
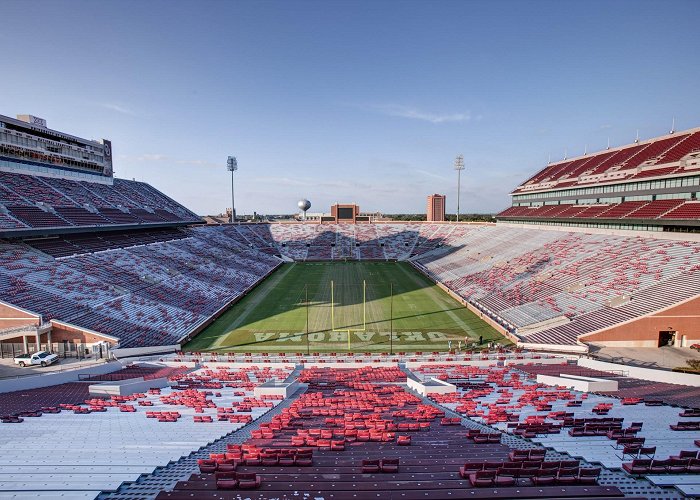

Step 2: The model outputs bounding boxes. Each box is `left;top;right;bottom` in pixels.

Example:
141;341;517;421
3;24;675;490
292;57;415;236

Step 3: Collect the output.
395;262;474;334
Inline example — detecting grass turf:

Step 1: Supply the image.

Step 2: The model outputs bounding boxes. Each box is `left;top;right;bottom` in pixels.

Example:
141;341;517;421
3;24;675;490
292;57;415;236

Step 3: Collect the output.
184;261;507;352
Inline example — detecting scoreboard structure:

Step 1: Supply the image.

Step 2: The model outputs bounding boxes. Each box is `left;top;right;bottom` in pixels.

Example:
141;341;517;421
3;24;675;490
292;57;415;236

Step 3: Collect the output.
322;203;364;223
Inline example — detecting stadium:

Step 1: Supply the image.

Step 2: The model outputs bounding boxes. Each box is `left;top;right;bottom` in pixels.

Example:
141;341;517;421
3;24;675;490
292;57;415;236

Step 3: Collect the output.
2;2;700;499
0;112;700;500
1;118;699;356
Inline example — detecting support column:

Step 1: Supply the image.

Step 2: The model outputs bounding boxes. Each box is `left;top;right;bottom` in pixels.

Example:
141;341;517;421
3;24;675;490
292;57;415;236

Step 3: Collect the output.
35;331;41;351
23;335;29;353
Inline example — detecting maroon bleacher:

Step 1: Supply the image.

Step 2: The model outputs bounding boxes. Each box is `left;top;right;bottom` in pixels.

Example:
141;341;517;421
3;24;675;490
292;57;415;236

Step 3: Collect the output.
572;205;612;218
54;206;110;225
595;201;647;219
585;145;648;178
82;364;185;381
514;131;697;193
62;234;114;253
0;212;27;229
0;382;90;416
154;209;184;222
622;135;688;170
660;201;700;219
502;128;700;229
627;166;680;180
0;171;200;233
0;171;77;206
499;198;695;222
131;209;167;223
98;208;142;224
42;177;114;208
27;237;80;257
657;131;700;164
621;199;685;219
26;228;189;257
7;206;70;228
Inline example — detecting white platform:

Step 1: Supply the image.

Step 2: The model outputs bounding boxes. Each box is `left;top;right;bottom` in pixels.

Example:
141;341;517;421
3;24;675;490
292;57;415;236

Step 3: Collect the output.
536;373;619;392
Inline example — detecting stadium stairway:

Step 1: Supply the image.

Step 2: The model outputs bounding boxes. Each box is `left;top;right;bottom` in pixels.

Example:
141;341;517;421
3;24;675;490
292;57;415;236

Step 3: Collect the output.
98;364;307;500
398;365;684;500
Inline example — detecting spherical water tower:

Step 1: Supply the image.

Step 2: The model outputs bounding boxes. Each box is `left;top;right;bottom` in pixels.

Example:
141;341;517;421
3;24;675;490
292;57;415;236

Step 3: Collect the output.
298;199;311;220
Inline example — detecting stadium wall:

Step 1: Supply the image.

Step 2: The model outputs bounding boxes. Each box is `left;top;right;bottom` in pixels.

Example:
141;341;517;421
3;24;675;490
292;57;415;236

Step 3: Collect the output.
111;344;180;359
0;301;40;329
49;320;120;346
580;295;700;347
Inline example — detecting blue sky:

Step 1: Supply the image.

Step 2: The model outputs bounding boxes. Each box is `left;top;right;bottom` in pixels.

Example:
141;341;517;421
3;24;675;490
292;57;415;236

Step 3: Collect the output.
1;0;699;215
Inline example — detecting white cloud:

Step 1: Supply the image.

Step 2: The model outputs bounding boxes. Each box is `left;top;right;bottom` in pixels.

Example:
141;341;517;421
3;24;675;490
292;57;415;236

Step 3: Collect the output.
249;176;316;187
99;102;137;116
414;168;449;181
119;154;219;168
174;159;220;168
137;153;169;161
118;153;168;162
369;104;472;124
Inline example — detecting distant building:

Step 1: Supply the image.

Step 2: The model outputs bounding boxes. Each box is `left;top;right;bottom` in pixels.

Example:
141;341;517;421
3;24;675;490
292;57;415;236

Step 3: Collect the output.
427;194;446;221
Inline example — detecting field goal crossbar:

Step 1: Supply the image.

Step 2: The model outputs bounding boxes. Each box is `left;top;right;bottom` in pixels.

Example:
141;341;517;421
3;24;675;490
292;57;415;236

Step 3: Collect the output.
330;280;366;350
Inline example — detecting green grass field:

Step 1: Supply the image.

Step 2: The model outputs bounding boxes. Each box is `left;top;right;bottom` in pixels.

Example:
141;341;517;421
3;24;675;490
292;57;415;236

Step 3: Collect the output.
184;261;507;352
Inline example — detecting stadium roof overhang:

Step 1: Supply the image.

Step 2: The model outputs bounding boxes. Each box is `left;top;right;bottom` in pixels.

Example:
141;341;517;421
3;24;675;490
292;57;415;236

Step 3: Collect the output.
0;220;204;240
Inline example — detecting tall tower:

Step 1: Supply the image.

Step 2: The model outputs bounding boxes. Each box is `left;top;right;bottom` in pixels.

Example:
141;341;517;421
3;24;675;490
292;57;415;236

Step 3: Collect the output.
226;156;238;222
427;194;446;222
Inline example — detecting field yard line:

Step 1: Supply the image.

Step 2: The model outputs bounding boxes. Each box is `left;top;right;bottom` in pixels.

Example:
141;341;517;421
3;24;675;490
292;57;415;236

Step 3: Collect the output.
395;263;472;334
212;263;296;348
309;264;331;334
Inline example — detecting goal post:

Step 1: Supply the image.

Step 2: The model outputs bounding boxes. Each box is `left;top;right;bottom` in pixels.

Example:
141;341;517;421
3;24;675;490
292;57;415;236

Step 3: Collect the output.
331;279;366;350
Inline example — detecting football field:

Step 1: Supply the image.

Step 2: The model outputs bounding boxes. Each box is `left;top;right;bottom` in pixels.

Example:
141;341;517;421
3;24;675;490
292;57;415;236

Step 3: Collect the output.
184;261;506;352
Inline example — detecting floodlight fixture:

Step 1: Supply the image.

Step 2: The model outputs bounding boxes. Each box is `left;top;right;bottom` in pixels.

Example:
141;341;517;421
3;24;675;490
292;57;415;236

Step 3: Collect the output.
454;154;465;222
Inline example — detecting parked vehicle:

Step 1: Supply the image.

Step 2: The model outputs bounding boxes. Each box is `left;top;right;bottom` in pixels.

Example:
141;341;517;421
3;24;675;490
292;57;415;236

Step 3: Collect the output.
13;351;59;368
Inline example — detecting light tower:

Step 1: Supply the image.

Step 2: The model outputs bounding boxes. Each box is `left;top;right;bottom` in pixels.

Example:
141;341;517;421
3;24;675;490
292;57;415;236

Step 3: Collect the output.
454;154;465;222
226;156;238;223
